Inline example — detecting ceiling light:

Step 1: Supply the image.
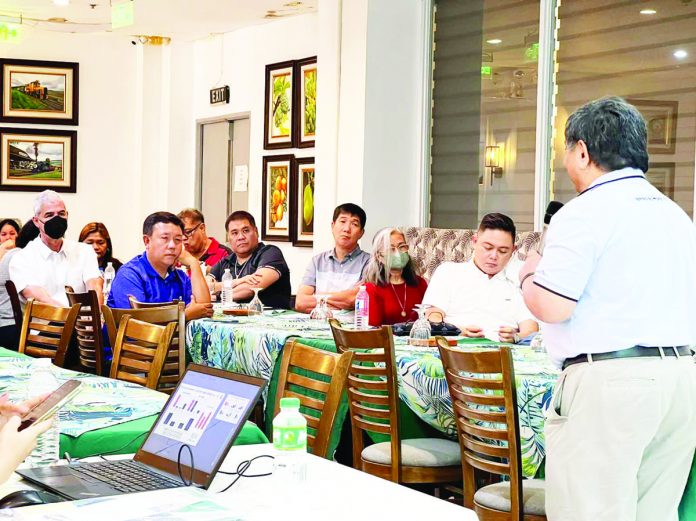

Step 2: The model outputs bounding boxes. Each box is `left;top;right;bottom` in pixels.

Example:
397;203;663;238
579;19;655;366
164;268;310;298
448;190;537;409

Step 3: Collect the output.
674;49;688;59
486;38;502;45
640;8;657;15
53;0;70;5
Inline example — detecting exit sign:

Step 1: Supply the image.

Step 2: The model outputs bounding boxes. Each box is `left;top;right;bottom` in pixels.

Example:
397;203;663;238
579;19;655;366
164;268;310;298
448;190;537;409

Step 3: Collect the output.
210;86;230;105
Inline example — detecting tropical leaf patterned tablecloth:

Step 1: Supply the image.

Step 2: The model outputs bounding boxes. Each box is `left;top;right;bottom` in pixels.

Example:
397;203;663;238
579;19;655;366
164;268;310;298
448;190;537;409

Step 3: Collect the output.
393;344;558;478
0;357;166;437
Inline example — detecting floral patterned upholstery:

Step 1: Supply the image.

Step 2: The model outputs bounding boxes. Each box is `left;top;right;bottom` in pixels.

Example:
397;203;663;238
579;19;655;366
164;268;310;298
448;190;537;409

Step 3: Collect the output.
402;227;541;281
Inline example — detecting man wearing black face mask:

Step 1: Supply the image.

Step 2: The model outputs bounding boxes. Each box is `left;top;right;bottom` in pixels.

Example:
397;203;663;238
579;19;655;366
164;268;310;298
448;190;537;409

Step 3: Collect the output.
9;190;102;307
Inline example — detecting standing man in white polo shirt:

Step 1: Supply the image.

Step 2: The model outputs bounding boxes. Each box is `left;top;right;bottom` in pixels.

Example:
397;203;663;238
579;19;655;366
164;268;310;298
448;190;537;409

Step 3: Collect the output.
10;190;103;307
520;97;696;521
422;213;537;343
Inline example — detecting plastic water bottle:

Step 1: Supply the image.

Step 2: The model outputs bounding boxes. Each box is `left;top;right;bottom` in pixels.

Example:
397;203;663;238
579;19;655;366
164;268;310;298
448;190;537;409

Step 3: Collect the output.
103;261;115;298
221;268;234;308
355;285;369;330
25;358;61;464
273;397;307;483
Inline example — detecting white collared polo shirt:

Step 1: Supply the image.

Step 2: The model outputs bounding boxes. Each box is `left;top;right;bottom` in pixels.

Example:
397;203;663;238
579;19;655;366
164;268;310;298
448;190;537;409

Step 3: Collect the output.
535;167;696;368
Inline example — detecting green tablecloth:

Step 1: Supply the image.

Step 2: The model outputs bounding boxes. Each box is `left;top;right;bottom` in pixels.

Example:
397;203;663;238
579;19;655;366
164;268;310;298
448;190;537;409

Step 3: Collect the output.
0;347;267;458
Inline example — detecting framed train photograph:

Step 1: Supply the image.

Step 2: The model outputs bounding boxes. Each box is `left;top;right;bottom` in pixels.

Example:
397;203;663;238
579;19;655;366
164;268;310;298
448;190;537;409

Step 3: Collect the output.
0;59;79;125
0;127;77;192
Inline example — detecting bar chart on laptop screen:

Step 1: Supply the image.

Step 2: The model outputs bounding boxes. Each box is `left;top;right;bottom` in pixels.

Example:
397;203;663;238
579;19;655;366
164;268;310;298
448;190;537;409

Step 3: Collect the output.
154;384;224;446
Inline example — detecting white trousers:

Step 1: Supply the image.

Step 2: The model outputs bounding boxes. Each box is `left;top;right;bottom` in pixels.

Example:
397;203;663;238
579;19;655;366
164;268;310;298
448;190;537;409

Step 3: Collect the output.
545;356;696;521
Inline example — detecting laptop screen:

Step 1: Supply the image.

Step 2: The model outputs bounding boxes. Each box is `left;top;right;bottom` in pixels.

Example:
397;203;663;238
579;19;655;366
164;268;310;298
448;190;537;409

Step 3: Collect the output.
138;365;265;480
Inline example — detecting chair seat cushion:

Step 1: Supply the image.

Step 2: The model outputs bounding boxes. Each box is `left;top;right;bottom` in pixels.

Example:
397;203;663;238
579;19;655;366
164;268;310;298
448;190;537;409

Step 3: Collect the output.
361;438;461;467
474;478;546;516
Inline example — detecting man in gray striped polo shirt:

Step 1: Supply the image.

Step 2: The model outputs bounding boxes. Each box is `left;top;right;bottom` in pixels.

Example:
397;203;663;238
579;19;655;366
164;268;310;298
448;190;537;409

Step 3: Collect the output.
295;203;370;313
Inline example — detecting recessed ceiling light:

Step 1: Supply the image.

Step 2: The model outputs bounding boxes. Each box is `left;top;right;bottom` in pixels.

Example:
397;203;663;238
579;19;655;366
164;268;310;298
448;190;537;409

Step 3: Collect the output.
640;8;657;15
674;49;688;59
486;38;502;45
53;0;70;5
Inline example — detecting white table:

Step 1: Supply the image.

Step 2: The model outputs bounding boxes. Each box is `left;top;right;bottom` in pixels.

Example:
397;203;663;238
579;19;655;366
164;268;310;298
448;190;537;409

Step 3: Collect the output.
2;444;477;520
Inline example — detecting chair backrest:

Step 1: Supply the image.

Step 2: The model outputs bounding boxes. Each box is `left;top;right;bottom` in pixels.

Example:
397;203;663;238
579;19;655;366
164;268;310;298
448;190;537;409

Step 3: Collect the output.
4;280;23;328
18;299;80;367
328;319;402;482
274;340;354;459
102;302;186;391
128;295;180;309
110;315;176;390
436;338;523;518
65;289;104;375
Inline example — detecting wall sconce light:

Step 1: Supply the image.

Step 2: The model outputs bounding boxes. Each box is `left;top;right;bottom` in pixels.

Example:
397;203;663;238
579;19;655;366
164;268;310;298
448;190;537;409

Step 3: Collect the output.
485;145;503;178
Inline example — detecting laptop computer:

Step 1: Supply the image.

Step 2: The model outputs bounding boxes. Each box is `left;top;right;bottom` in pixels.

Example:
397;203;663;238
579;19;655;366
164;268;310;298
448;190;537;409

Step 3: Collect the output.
18;363;267;500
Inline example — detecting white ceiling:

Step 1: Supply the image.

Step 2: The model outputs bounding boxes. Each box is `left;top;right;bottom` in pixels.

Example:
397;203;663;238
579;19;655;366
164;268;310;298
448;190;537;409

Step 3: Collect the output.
0;0;317;40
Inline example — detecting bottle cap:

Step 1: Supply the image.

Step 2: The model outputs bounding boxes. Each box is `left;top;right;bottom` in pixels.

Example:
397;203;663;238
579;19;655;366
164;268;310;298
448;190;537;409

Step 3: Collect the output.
280;397;301;409
359;285;366;290
107;262;113;268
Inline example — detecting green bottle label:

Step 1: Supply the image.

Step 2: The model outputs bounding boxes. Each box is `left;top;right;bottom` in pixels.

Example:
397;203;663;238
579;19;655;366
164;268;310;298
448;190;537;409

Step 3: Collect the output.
273;425;307;451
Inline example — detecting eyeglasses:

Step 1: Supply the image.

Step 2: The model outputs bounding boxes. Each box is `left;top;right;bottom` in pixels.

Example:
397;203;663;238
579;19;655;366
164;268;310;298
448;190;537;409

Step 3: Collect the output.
183;222;203;238
389;244;409;254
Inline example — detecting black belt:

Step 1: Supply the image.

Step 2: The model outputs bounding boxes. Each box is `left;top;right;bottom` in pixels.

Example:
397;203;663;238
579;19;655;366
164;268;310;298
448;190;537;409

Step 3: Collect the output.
562;345;693;370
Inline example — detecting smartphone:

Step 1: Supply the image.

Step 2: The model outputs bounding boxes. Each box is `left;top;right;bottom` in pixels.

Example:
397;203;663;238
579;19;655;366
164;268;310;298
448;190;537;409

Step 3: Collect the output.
19;380;82;431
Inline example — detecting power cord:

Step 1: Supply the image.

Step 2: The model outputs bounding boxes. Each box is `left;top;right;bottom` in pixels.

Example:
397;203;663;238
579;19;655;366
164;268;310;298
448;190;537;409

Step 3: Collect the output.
215;454;274;493
176;444;195;486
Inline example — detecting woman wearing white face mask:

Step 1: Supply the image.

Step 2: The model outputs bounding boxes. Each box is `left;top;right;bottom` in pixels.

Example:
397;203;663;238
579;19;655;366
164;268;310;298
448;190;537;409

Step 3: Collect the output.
364;228;428;326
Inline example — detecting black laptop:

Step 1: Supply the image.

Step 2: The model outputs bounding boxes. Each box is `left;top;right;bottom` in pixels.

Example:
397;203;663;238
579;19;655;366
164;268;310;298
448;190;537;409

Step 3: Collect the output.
18;364;266;500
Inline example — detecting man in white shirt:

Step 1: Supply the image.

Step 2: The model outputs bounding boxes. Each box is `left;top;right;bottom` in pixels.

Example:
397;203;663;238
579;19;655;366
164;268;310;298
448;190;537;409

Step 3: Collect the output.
520;97;696;521
10;190;102;307
422;213;537;343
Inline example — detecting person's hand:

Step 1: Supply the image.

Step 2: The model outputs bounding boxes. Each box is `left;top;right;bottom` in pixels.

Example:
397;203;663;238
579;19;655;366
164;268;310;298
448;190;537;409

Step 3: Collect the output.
498;326;520;343
519;250;542;283
0;393;49;429
177;247;199;269
233;273;262;288
0;239;15;252
185;302;214;320
425;308;445;323
462;325;484;338
0;416;53;484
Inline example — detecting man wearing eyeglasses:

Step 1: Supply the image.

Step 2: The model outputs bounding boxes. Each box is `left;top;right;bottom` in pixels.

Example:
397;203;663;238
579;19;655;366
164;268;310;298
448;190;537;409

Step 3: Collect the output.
9;190;103;307
177;209;231;273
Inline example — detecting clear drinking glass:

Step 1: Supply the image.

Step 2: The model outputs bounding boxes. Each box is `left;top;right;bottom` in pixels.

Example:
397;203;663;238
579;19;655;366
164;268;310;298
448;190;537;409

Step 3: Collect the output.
247;287;264;317
409;304;432;347
309;295;333;323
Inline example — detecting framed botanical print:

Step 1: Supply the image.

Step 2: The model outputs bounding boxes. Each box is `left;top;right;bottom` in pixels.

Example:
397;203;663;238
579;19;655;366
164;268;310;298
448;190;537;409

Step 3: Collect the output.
291;157;315;247
627;99;678;155
0;127;77;192
0;59;79;125
261;155;293;241
263;60;294;150
294;56;316;148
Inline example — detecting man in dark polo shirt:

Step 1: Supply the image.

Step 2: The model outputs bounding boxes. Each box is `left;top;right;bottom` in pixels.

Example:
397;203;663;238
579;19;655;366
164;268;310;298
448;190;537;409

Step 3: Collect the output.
108;212;213;320
177;208;231;272
210;211;291;309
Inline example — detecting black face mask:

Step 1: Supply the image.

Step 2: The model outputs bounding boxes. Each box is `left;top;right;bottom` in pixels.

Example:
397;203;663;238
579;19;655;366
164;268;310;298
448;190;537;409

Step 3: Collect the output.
43;216;68;239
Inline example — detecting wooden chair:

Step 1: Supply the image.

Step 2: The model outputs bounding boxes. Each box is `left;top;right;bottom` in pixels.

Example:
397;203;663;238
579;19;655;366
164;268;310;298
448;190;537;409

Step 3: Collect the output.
329;319;461;485
102;302;185;393
110;315;176;390
274;340;354;459
65;289;104;375
18;299;80;367
436;338;546;520
128;296;180;308
4;280;23;329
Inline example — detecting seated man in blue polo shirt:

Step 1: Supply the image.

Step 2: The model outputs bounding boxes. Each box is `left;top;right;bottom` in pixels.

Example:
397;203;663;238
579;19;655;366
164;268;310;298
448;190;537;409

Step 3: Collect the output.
108;212;213;320
295;203;370;313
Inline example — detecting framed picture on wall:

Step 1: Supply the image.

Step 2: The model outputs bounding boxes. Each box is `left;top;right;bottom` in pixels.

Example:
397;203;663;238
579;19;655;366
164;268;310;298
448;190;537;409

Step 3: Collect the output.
627;99;678;154
646;162;675;199
294;56;316;148
261;155;293;241
0;59;79;125
263;60;294;150
0;127;77;192
291;156;315;247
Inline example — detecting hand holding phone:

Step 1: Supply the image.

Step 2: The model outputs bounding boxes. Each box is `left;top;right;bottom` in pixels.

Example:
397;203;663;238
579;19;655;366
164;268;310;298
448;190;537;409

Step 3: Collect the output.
19;380;82;431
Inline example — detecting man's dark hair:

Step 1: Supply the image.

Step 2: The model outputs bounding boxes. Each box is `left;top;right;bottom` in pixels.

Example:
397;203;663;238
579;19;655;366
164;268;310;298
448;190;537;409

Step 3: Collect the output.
16;219;39;249
332;203;367;229
565;96;649;173
177;208;205;224
143;212;184;236
478;213;516;241
225;210;256;231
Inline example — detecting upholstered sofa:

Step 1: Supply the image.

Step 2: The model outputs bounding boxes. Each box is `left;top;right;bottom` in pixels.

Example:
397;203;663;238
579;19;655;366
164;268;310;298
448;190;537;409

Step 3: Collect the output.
401;227;541;281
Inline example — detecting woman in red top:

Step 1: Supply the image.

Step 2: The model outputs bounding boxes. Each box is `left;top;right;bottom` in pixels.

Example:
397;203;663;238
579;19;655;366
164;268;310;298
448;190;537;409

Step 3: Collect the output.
364;228;427;326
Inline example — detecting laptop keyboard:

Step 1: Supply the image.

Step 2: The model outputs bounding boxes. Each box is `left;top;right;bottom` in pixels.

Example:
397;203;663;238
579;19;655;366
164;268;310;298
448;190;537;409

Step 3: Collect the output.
71;459;183;493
